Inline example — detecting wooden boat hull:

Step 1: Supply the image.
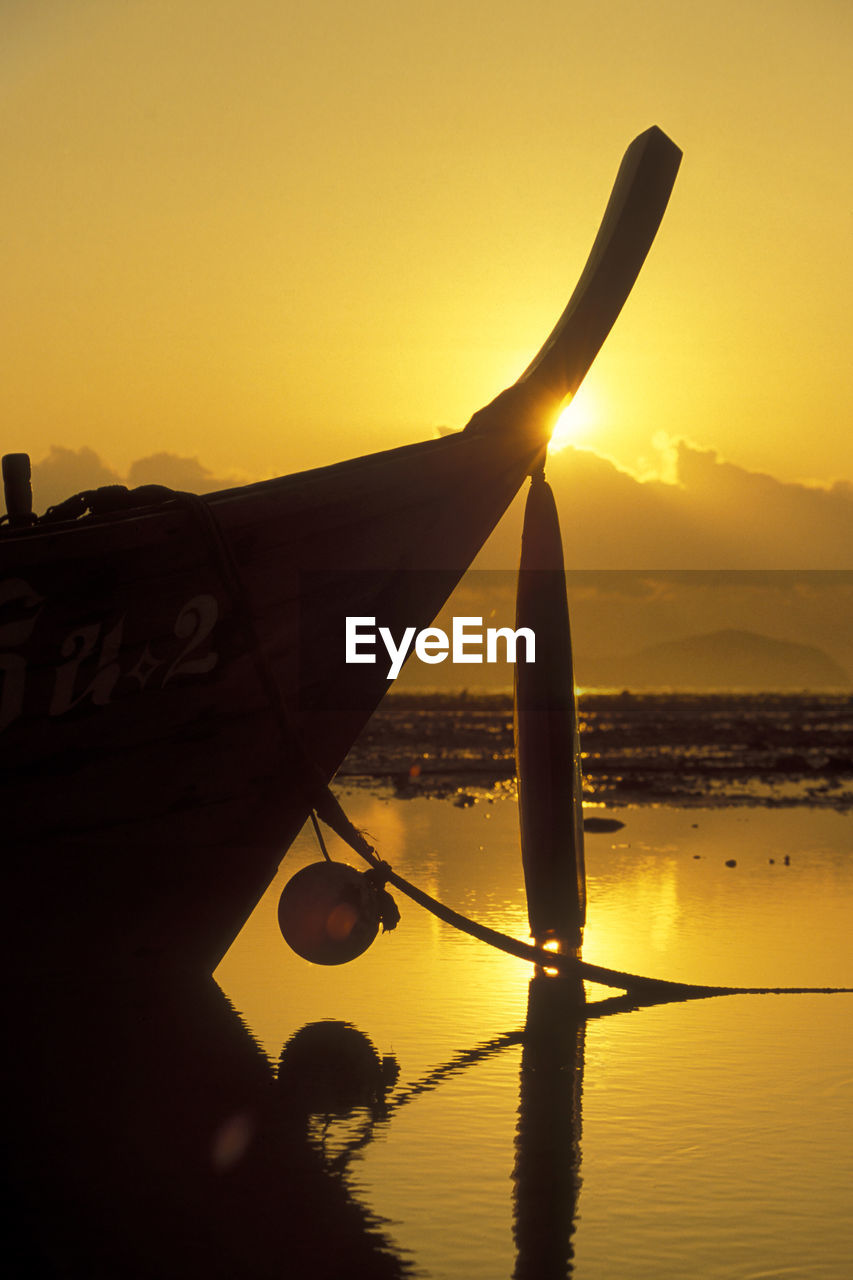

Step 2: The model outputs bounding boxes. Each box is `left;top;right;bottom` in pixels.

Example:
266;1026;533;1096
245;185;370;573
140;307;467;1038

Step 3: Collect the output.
1;126;681;978
2;428;542;975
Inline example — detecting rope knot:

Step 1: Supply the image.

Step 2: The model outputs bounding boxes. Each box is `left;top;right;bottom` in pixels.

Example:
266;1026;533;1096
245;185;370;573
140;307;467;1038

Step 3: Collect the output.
364;864;401;933
364;860;393;887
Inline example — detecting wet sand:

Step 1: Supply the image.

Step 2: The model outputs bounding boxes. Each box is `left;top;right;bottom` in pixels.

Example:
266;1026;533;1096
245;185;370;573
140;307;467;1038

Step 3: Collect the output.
337;691;853;808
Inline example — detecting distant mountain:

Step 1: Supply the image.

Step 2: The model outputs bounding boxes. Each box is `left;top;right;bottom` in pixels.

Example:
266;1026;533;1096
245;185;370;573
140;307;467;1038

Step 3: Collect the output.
584;628;849;691
393;615;851;694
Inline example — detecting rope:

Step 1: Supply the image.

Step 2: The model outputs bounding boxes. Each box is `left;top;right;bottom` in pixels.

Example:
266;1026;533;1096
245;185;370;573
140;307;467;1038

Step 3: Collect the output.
348;848;853;1001
60;484;847;1002
174;492;853;1001
309;811;332;863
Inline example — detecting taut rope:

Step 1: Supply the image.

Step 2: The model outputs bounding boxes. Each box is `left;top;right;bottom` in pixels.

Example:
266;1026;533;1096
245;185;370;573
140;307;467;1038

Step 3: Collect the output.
313;818;853;1002
43;483;850;1002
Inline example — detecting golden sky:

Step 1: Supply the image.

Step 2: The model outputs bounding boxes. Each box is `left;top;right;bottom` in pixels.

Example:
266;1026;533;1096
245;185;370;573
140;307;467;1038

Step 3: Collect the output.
2;0;851;489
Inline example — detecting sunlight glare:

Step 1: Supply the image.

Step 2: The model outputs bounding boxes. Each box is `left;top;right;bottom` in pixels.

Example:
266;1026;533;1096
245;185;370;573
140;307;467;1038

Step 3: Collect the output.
549;383;599;453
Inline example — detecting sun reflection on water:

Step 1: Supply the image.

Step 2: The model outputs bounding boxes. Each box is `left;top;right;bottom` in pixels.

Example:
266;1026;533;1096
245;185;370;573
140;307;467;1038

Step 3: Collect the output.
216;795;853;1279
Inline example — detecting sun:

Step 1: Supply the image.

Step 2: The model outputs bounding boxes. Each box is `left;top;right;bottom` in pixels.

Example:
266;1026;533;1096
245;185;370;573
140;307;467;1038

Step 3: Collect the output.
548;382;600;453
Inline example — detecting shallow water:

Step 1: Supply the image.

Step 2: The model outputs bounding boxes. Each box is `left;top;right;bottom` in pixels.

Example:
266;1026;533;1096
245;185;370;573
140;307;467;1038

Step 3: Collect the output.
217;794;853;1279
339;692;853;809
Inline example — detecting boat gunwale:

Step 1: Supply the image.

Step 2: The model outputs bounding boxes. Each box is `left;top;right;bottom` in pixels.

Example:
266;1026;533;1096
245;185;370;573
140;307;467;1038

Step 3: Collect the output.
0;421;532;546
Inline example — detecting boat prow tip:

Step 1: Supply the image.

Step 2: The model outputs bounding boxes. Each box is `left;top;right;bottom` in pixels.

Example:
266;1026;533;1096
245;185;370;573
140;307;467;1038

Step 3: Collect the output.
635;122;682;154
466;124;681;444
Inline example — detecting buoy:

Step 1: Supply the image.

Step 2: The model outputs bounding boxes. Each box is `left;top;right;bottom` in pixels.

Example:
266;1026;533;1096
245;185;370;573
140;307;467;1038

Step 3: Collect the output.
278;861;384;965
514;469;586;950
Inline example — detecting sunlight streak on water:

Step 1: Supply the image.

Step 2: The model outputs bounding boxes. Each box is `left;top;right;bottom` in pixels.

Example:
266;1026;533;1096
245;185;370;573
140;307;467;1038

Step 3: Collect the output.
216;797;853;1278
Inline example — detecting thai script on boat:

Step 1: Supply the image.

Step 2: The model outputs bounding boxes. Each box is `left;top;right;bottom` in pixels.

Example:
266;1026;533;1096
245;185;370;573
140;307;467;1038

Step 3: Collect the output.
345;615;535;680
0;577;219;734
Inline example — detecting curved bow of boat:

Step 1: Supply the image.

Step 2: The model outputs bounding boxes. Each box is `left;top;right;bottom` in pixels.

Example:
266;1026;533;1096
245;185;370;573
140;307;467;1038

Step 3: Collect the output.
0;126;682;982
464;125;681;463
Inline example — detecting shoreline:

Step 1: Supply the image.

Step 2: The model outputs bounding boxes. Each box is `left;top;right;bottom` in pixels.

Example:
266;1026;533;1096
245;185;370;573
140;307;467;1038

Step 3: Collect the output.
336;770;853;810
334;690;853;811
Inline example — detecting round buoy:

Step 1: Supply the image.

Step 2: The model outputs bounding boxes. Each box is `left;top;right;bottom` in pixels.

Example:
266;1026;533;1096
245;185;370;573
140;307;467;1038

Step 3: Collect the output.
278;861;381;965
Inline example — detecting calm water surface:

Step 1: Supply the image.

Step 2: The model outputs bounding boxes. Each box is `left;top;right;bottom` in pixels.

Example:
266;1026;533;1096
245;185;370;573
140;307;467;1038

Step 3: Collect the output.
217;794;853;1279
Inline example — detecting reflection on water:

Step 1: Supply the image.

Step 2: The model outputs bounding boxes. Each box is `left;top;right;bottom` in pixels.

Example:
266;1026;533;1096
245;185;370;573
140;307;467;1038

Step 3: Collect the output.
217;794;853;1279
274;980;593;1279
9;794;853;1278
513;977;585;1280
277;1020;400;1170
3;975;405;1279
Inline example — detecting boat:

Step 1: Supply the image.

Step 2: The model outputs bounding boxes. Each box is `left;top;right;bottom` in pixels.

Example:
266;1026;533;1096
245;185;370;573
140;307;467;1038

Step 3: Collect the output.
0;126;681;979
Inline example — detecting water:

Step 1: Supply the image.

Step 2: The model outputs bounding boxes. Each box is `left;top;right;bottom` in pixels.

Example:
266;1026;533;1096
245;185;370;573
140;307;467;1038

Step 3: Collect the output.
10;695;851;1277
215;693;853;1280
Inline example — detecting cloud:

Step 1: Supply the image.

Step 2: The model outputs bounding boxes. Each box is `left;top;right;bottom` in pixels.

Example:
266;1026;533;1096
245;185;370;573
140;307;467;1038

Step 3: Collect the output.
30;446;123;510
11;441;852;689
19;438;853;569
671;442;853;567
26;446;250;513
476;441;853;570
125;453;245;495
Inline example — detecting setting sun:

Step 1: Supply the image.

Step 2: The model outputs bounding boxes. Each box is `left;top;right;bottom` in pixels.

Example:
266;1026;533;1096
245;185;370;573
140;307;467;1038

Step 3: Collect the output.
549;383;601;453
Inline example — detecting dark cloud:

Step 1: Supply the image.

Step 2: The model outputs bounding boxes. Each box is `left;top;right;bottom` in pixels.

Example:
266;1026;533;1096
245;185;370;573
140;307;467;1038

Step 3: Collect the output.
9;441;852;689
126;453;245;495
25;447;248;513
477;441;853;570
18;439;853;569
30;446;123;510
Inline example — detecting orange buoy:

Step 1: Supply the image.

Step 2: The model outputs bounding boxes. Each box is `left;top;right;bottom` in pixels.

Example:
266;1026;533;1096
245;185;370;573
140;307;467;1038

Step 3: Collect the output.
278;861;382;965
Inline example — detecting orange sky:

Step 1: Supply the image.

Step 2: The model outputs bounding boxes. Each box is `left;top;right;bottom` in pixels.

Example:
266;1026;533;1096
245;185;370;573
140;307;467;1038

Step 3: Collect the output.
2;1;851;492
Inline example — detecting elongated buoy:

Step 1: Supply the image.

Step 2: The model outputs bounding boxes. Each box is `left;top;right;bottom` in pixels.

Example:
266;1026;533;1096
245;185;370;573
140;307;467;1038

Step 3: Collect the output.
514;469;586;950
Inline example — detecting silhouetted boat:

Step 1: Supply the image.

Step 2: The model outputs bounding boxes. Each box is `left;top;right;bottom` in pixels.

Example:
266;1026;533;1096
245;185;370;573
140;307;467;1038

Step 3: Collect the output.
1;127;680;978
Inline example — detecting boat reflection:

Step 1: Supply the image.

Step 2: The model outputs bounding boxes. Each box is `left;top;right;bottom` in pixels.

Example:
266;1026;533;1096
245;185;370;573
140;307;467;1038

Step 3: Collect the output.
6;964;719;1279
287;976;632;1279
3;975;406;1279
284;973;688;1278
